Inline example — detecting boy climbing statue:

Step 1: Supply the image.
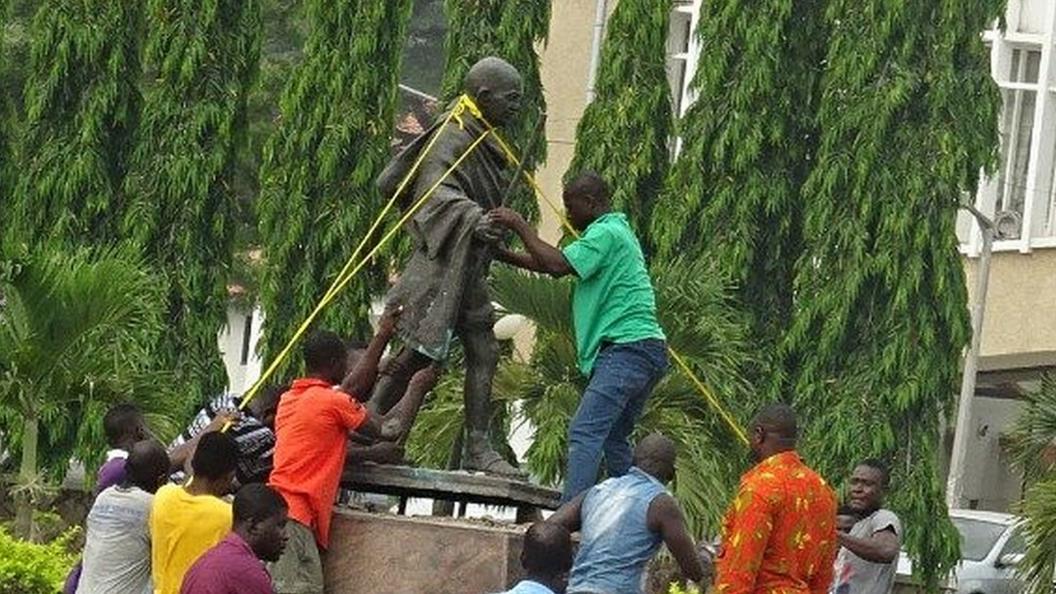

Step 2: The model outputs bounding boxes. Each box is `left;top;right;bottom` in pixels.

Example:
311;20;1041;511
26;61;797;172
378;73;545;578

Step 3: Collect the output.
368;56;524;477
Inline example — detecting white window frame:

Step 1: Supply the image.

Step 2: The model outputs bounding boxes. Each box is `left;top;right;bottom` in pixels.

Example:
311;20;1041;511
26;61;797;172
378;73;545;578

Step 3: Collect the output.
668;0;703;156
965;1;1056;256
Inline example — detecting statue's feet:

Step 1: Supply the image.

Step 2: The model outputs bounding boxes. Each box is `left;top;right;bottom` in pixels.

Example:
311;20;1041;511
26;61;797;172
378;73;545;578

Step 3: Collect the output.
463;447;527;479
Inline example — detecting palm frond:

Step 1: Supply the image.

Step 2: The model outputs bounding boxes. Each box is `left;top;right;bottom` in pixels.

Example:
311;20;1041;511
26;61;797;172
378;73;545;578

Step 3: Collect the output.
1018;476;1056;594
0;245;180;480
490;267;573;336
1008;374;1056;479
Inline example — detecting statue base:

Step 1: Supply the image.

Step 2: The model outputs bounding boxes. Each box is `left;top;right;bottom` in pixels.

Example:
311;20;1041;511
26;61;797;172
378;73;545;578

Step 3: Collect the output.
323;509;529;593
327;465;560;592
340;463;561;519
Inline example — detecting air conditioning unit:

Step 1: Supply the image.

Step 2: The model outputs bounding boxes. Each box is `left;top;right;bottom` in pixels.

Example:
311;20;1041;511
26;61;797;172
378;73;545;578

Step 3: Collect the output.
994;210;1022;240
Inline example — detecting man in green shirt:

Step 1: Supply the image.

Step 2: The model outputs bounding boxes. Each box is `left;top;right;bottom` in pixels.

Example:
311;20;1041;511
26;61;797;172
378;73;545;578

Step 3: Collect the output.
489;171;667;502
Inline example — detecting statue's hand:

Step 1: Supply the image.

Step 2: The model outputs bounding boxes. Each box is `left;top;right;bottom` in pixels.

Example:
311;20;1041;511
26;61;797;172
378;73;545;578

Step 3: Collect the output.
473;217;504;244
487;207;528;232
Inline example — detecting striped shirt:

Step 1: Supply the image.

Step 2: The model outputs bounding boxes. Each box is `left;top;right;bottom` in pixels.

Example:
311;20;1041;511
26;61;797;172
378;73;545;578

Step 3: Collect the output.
168;393;274;487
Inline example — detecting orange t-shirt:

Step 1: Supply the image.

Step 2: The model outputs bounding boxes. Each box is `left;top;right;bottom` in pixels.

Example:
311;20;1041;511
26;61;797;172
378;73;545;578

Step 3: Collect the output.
268;378;367;548
715;451;838;594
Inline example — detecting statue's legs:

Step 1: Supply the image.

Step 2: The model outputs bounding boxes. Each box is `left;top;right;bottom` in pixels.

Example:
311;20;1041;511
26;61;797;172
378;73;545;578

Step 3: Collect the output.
458;280;525;478
367;347;432;416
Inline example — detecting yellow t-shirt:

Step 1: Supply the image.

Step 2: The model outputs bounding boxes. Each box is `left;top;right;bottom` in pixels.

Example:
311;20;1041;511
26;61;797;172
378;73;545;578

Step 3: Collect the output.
149;483;232;594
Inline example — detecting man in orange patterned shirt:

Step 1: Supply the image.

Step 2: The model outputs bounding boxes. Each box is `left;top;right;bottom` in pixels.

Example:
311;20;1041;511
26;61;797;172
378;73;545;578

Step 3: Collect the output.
714;404;837;594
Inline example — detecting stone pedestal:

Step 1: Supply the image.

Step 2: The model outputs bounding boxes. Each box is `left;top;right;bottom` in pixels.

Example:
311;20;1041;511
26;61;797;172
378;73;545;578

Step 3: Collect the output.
323;509;526;594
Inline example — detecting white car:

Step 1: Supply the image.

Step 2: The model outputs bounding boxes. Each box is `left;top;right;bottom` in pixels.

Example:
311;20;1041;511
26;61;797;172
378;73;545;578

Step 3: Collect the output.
898;510;1026;594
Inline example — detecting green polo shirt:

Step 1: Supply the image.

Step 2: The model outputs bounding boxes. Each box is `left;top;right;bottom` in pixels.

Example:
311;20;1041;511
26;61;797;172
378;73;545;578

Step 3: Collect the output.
561;212;665;375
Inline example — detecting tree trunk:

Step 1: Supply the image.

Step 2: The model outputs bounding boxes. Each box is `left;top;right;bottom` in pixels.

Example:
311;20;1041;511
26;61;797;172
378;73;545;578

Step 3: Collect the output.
13;414;38;539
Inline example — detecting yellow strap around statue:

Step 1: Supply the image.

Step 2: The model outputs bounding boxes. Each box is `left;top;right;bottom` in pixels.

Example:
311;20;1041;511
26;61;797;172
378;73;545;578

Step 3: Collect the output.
229;95;489;424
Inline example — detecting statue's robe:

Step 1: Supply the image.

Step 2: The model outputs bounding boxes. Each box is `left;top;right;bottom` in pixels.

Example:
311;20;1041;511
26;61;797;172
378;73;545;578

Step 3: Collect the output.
377;107;510;360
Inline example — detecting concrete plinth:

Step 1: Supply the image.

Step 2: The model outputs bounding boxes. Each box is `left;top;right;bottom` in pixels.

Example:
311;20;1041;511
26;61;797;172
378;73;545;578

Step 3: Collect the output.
323;509;525;594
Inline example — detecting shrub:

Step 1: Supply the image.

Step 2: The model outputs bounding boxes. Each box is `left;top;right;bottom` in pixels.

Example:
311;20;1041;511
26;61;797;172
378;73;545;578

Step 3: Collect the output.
0;526;77;594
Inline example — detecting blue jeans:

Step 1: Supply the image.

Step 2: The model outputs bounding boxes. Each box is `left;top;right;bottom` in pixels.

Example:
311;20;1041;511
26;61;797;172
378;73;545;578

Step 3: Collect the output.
562;339;668;502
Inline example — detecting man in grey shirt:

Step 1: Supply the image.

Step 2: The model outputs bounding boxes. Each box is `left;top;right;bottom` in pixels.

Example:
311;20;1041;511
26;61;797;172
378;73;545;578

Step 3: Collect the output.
78;440;170;594
833;459;902;594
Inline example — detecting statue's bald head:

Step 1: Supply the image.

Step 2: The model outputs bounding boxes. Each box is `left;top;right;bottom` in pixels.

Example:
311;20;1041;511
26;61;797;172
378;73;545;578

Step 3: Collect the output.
464;56;523;127
633;433;677;484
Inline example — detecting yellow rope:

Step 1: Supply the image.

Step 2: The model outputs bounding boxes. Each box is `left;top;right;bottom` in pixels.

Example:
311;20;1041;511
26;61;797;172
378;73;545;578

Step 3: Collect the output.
228;95;488;424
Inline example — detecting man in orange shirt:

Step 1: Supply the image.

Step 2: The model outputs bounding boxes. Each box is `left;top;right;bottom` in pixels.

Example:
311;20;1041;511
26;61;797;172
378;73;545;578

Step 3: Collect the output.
714;403;838;594
268;310;439;593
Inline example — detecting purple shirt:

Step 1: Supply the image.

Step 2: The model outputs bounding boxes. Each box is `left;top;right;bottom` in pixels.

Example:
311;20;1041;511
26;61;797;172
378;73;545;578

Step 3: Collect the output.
180;532;273;594
94;456;128;496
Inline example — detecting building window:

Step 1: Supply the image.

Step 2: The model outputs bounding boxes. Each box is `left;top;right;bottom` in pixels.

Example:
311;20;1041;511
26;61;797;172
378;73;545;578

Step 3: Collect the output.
667;2;697;119
667;0;702;156
968;1;1056;251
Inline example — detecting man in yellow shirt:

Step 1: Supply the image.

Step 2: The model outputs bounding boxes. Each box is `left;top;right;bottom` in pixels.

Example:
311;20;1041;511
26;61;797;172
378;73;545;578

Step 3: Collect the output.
151;432;237;594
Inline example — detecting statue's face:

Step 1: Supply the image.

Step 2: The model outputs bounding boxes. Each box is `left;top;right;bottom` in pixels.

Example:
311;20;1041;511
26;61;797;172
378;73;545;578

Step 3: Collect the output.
478;82;522;127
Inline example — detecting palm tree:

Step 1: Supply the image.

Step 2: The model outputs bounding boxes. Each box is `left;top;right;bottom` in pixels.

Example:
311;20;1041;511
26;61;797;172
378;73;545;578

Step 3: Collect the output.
0;244;180;539
407;258;755;535
1007;374;1056;594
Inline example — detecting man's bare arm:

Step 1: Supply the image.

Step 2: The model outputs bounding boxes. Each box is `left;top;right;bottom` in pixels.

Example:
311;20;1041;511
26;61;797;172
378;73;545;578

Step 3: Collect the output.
838;528;899;563
649;494;705;583
167;411;240;473
489;208;574;277
494;247;546;273
342;306;401;398
547;493;585;533
378;366;440;442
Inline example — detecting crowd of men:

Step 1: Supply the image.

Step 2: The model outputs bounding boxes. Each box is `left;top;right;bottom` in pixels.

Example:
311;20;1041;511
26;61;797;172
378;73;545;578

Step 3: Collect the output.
495;405;901;594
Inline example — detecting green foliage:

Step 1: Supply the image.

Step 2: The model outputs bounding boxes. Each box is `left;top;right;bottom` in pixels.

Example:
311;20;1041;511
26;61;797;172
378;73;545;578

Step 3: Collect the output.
653;0;826;354
568;0;671;254
482;259;754;536
0;243;181;535
441;0;549;220
232;0;307;249
0;526;77;594
257;0;413;372
1008;374;1056;594
11;0;142;244
782;0;1003;587
123;0;262;409
1;2;48;237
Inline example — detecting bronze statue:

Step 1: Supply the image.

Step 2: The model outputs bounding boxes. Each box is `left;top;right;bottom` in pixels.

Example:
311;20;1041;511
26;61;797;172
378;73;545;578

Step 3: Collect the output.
368;57;524;477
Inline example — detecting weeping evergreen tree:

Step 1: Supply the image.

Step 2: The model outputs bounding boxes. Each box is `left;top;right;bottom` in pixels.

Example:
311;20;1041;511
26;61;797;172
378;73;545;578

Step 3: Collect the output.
652;0;827;367
440;0;549;220
12;0;142;245
257;0;413;370
0;0;10;217
783;0;1003;586
122;0;262;405
0;0;36;234
566;0;671;254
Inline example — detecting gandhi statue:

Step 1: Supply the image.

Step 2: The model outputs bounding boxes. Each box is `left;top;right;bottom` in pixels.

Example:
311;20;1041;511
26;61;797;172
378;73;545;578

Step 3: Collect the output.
369;57;524;477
